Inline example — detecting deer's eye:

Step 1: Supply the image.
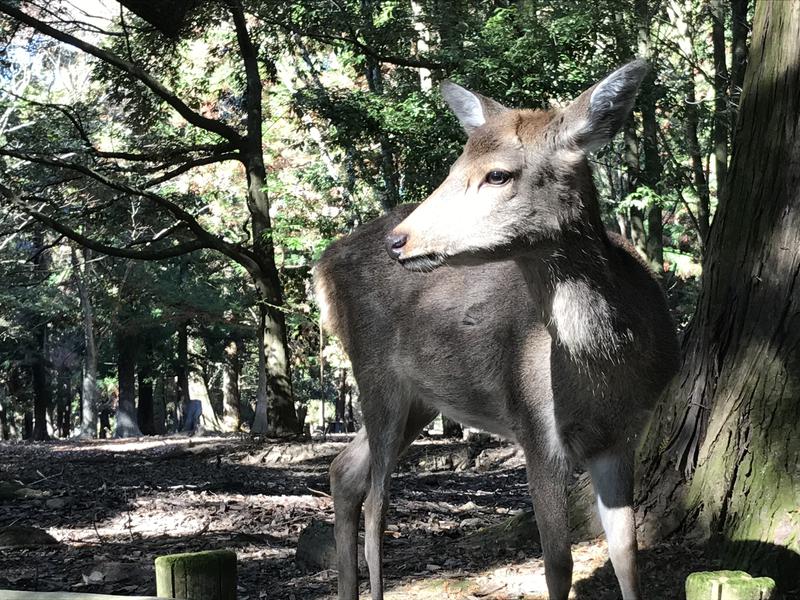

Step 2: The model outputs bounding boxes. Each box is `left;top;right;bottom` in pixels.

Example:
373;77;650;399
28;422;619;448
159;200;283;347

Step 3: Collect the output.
485;170;511;186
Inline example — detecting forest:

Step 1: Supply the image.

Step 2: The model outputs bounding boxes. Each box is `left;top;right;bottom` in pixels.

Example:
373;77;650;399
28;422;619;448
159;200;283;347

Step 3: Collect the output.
0;0;798;599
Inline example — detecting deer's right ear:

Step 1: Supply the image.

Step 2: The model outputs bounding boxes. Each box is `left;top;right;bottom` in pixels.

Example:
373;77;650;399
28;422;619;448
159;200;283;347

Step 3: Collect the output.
441;81;507;135
560;59;649;153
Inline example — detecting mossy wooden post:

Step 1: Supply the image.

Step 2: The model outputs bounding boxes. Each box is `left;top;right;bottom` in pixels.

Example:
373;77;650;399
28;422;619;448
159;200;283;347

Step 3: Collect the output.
155;550;236;600
686;571;776;600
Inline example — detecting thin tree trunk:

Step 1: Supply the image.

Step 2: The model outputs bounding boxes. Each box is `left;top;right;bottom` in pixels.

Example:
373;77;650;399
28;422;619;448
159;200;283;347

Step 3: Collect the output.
251;309;270;433
153;372;166;435
222;336;241;431
635;0;664;270
623;120;647;256
441;415;463;439
361;0;400;211
686;74;711;244
176;321;191;426
72;247;98;438
137;362;155;435
56;369;71;438
115;331;141;438
711;0;730;204
729;0;749;155
637;2;800;587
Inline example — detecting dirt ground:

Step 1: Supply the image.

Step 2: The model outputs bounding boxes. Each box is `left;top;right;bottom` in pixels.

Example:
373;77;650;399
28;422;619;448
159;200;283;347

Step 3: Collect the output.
0;435;717;599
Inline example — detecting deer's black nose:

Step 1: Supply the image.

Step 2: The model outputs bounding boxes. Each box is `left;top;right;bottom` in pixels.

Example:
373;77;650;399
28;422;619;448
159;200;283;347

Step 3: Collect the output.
385;232;408;259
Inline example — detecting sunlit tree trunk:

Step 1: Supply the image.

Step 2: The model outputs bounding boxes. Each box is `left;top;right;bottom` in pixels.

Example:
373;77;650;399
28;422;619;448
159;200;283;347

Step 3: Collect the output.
637;2;800;587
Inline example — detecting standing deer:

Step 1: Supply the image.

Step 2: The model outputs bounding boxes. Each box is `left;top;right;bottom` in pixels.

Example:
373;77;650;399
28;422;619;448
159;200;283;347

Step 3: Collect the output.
314;60;680;600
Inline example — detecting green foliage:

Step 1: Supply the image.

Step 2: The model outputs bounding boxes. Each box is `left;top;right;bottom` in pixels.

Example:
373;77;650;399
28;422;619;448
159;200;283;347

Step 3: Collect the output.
0;0;736;435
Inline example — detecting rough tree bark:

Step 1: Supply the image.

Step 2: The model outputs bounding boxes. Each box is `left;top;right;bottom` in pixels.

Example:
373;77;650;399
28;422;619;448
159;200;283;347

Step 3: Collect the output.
637;1;800;588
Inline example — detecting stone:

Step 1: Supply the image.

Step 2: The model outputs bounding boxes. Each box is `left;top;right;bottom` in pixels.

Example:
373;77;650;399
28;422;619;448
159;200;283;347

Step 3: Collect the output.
0;525;58;548
0;481;48;500
45;497;71;510
295;519;365;572
685;570;776;600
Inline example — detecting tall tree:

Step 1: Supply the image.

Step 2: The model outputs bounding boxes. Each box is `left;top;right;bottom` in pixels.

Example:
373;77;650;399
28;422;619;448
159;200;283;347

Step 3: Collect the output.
637;0;800;587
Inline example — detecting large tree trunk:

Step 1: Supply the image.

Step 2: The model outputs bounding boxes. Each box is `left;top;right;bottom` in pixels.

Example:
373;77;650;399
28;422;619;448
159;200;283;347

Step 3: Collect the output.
115;331;142;438
637;1;800;588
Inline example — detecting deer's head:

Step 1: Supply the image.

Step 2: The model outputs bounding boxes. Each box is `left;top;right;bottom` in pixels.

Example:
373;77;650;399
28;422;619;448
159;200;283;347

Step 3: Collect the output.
386;60;648;271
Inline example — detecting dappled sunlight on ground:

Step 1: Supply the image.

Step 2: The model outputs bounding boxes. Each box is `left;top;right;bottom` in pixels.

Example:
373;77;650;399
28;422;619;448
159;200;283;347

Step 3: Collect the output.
1;436;712;599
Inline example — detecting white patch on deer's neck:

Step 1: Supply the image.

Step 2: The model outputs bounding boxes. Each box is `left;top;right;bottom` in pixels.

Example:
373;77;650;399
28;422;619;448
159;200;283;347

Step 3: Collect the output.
550;279;623;360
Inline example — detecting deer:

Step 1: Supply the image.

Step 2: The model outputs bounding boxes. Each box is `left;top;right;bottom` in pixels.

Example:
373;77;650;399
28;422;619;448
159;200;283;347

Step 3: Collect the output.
313;60;680;600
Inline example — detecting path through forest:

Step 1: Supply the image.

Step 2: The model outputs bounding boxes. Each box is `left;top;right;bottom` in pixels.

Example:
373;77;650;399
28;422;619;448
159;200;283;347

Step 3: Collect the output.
0;436;714;599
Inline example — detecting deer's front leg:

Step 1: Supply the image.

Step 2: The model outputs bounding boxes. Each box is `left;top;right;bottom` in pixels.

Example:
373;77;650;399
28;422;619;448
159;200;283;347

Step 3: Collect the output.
331;429;371;600
522;446;573;600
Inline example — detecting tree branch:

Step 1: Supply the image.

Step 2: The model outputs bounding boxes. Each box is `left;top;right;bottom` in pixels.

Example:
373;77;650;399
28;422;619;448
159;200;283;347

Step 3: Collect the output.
272;20;446;70
0;2;245;145
2;150;262;270
0;184;206;260
145;152;239;187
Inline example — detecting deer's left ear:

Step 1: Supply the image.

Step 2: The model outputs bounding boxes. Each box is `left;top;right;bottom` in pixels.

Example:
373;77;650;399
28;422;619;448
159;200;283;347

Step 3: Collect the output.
441;81;508;135
559;59;649;153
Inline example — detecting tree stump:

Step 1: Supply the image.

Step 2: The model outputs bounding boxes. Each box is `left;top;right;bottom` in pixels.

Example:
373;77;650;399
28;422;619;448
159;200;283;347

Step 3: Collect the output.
155;550;236;600
685;570;776;600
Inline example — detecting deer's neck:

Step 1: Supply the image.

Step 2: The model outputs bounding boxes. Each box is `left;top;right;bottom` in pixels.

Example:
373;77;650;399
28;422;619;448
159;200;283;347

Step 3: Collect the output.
516;230;631;361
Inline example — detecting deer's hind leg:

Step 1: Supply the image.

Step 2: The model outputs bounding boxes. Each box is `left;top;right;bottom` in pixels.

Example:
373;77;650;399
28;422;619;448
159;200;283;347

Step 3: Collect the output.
330;391;436;600
587;447;640;600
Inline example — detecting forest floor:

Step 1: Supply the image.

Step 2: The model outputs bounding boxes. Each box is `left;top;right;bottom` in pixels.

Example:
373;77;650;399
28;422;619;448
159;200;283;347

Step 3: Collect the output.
0;435;717;599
